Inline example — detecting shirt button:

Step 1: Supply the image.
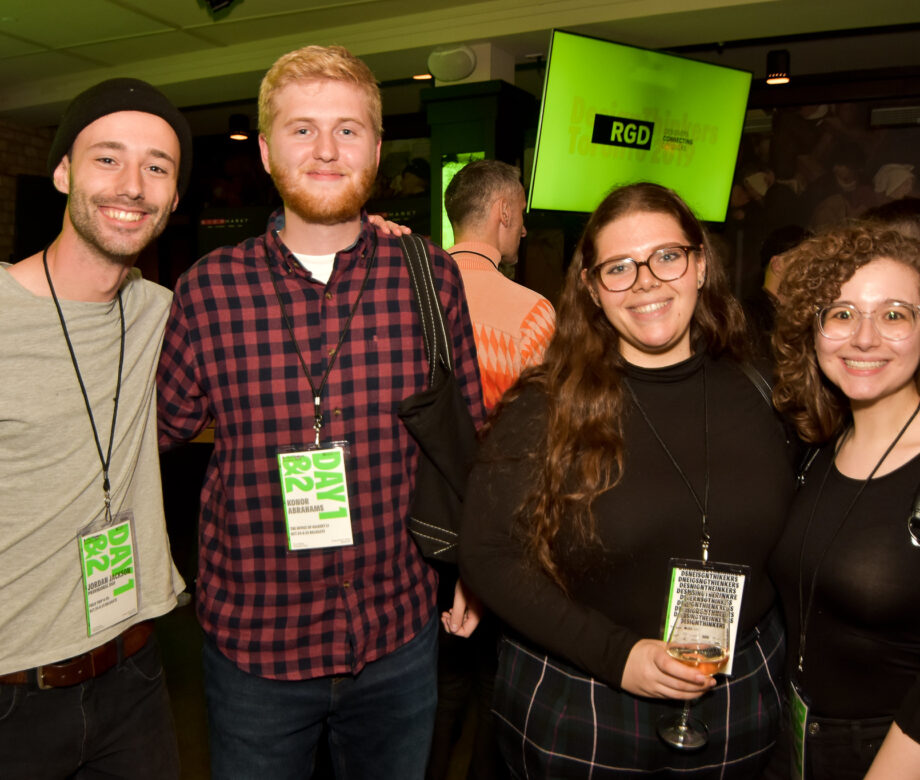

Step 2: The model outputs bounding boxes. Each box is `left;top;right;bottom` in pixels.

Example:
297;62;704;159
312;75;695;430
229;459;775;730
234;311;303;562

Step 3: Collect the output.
328;348;335;357
807;722;820;736
343;580;351;588
333;408;342;416
325;291;333;300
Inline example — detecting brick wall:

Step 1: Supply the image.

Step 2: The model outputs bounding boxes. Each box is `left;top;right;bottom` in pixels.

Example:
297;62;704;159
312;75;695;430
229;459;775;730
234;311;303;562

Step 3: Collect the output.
0;119;54;263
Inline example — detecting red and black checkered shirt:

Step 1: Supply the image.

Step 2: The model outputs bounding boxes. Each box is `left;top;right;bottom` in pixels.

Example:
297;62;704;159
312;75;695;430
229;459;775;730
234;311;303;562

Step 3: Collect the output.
157;211;484;680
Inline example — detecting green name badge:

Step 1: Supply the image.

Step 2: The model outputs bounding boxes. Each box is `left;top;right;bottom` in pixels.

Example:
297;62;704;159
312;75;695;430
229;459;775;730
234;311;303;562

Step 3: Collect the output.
278;446;353;550
78;513;138;636
789;681;808;780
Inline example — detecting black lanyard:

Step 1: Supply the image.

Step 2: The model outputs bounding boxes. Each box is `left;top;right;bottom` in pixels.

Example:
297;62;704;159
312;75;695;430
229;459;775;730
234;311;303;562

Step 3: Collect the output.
795;398;920;674
449;249;499;270
625;363;711;561
42;247;125;522
265;233;377;445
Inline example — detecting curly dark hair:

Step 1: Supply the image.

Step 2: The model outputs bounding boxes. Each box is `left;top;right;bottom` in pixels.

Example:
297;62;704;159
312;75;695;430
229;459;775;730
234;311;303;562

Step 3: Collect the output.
495;182;750;589
773;223;920;444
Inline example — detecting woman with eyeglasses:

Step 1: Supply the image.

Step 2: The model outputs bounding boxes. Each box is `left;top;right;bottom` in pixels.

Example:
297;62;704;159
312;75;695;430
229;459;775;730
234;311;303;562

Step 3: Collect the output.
459;182;795;777
770;224;920;779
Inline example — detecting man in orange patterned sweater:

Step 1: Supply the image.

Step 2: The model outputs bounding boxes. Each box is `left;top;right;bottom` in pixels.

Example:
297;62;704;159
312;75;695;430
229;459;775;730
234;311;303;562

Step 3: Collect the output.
444;159;555;410
427;160;555;780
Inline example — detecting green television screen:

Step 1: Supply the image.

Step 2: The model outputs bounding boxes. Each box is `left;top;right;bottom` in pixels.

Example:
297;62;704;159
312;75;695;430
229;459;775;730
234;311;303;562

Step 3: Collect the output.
530;30;752;222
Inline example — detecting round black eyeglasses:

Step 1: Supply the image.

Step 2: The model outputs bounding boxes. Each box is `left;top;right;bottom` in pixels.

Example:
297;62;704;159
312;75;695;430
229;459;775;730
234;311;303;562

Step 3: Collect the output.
589;245;700;293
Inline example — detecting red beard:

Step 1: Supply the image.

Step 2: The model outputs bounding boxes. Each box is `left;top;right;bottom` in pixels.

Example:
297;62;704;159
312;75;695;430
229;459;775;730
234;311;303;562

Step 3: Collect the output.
270;162;377;226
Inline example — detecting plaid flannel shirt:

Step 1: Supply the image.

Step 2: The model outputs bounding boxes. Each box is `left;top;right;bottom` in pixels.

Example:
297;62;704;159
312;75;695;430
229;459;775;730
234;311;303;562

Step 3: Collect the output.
157;210;484;680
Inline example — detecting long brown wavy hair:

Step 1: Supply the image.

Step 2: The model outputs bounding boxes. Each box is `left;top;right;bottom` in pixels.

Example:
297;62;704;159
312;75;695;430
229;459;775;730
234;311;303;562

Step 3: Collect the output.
773;224;920;444
499;182;749;589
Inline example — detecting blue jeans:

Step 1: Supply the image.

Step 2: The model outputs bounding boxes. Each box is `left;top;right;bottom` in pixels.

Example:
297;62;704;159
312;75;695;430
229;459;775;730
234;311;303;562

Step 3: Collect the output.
0;633;179;780
203;616;438;780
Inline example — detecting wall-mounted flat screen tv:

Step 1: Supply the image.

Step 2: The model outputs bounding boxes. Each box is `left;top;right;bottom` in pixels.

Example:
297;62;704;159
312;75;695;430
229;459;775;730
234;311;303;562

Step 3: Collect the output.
530;30;752;222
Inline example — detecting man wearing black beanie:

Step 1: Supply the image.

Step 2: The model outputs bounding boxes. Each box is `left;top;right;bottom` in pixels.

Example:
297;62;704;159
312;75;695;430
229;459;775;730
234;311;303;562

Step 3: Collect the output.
0;78;190;779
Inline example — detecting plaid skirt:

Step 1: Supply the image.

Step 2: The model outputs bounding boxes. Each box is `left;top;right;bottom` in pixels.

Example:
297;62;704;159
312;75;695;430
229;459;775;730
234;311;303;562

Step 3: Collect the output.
493;605;785;778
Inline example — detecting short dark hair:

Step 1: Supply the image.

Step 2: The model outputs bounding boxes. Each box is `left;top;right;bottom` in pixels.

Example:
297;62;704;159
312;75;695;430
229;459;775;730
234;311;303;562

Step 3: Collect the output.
444;159;522;230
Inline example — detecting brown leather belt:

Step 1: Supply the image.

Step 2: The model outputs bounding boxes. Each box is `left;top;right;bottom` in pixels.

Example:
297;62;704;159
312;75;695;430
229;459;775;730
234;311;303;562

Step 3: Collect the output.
0;620;154;689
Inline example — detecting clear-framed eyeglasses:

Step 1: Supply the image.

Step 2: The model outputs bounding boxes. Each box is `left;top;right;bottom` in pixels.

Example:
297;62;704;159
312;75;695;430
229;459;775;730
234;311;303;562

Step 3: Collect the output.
589;245;700;293
815;300;920;342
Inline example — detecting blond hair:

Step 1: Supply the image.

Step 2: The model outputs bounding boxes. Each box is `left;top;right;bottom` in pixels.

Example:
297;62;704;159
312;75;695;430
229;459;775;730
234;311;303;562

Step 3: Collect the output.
258;45;382;139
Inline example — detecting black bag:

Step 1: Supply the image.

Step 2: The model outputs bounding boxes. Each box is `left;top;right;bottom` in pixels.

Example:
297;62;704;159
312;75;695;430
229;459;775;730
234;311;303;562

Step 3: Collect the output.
397;234;478;563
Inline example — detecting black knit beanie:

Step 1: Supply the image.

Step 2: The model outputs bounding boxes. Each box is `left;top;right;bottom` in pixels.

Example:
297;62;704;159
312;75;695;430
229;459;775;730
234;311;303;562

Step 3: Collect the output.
47;78;193;197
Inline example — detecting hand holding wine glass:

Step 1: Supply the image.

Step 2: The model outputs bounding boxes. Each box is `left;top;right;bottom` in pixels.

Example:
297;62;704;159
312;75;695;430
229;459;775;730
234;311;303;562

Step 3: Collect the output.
667;633;730;676
657;599;731;750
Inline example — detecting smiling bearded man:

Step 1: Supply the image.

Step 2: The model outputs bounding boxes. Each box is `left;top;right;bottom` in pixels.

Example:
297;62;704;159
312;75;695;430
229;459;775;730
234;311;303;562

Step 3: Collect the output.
156;44;485;780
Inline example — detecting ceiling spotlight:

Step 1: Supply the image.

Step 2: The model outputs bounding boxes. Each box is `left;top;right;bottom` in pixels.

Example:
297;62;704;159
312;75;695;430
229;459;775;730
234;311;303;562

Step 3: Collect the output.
766;49;790;85
228;113;250;141
412;73;433;81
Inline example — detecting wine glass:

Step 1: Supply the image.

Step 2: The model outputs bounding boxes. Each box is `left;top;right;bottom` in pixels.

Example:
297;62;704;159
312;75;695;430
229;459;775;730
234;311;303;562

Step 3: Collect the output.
657;599;730;750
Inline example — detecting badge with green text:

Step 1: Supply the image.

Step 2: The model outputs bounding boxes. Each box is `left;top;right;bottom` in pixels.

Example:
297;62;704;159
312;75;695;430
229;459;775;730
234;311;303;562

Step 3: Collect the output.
663;559;747;675
278;445;353;550
789;681;808;780
78;513;139;636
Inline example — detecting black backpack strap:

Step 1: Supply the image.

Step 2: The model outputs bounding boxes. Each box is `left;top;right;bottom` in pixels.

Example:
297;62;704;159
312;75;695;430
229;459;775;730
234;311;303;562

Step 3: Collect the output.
399;234;452;388
738;362;773;409
738;361;801;452
396;234;476;564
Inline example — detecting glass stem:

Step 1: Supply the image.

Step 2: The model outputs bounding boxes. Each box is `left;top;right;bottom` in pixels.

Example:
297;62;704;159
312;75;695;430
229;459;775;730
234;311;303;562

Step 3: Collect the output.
676;700;693;732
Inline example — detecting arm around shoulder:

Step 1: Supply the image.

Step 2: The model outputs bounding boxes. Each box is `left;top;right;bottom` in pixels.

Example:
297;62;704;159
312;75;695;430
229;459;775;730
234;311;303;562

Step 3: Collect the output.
156;292;211;449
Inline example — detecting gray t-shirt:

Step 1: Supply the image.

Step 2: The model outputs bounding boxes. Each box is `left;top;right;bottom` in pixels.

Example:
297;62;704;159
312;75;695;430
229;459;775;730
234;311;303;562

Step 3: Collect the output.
0;264;184;674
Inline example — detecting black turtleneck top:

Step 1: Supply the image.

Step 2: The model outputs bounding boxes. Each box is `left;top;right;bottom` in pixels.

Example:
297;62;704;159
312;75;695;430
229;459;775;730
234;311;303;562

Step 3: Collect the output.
460;354;795;688
770;444;920;741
